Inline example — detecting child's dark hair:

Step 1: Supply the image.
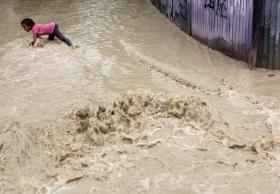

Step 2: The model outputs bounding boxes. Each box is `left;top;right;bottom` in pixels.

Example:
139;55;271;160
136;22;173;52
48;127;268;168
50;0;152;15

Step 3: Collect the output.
21;18;35;27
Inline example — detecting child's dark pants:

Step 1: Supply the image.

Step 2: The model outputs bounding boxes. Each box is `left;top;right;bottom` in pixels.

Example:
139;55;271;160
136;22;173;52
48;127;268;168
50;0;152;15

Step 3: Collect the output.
48;23;73;46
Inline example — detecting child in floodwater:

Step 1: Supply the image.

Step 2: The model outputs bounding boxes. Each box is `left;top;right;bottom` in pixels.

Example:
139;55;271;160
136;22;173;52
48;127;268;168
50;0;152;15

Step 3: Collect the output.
21;18;77;48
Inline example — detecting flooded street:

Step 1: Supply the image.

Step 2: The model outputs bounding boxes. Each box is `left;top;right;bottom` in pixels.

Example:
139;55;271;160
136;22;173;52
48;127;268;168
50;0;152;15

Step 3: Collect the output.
1;0;280;193
0;0;185;122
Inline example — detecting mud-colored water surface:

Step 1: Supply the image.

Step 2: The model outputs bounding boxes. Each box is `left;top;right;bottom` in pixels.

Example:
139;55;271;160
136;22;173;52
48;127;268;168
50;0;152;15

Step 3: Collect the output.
1;0;280;193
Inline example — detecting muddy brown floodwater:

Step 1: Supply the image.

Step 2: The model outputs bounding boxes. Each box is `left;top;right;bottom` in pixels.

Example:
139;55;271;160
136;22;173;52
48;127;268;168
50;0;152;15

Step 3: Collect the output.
0;0;280;193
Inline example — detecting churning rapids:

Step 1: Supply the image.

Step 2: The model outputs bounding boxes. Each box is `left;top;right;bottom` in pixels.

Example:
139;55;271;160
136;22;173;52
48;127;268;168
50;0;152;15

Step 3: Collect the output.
1;0;280;193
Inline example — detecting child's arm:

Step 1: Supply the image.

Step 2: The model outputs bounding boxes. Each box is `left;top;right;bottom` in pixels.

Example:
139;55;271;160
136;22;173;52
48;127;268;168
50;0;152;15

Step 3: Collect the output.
30;34;38;46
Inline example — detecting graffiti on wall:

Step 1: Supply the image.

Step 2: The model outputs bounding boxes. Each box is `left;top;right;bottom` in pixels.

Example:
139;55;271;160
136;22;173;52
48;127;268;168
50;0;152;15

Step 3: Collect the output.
152;0;254;62
204;0;228;19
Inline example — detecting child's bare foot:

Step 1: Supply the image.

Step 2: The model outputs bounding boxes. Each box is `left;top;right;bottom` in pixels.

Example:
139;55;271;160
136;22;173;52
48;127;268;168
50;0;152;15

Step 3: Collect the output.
71;44;80;49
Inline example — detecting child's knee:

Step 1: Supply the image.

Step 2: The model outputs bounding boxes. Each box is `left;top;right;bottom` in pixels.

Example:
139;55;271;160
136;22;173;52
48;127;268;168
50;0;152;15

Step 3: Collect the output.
48;36;55;41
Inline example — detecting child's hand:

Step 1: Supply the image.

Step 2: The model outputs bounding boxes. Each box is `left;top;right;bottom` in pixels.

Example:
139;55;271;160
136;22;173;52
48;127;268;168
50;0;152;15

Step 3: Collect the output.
29;41;35;47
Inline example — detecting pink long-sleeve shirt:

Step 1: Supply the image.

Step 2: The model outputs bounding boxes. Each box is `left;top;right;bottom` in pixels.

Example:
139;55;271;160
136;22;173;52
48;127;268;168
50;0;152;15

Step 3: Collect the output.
32;22;55;36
